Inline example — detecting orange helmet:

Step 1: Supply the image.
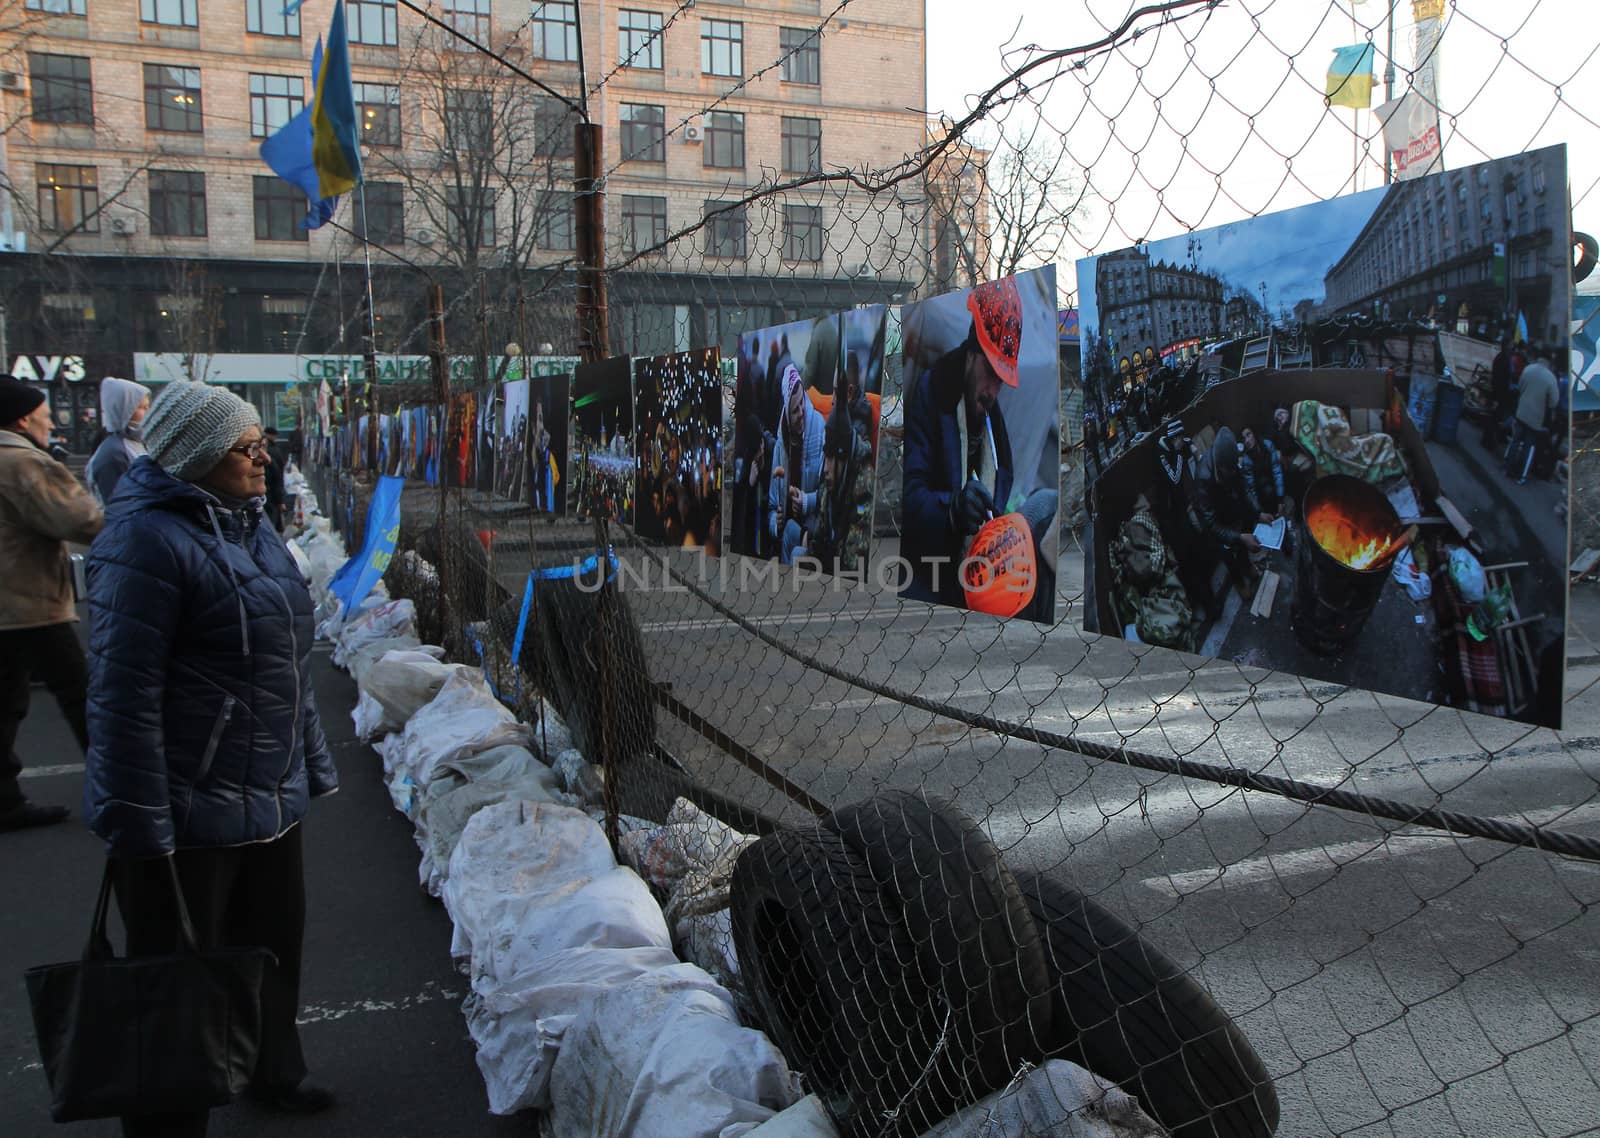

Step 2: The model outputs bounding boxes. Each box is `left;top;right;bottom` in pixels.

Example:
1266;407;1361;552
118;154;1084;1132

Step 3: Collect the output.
962;513;1036;618
967;278;1023;387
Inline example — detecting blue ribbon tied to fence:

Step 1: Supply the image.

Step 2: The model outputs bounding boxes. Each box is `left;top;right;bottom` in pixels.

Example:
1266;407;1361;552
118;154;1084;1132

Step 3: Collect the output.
327;474;404;615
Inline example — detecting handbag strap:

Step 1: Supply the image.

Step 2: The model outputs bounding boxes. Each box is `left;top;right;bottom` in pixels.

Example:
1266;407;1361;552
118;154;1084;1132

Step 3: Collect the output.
85;858;201;961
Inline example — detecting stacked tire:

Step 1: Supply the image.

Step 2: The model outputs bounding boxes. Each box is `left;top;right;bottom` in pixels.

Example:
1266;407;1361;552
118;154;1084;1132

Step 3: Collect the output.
731;791;1279;1138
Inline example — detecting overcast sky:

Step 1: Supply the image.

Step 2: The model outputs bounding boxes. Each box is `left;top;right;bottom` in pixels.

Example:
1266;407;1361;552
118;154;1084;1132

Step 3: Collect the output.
922;0;1596;306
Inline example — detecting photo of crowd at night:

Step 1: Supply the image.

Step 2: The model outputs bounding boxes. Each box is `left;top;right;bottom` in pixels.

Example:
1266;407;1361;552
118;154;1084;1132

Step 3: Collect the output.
634;347;724;554
572;357;636;525
727;307;887;576
1079;145;1571;727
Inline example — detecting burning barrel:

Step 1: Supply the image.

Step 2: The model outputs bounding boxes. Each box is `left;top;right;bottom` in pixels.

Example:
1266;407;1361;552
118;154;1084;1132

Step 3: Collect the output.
1293;475;1406;655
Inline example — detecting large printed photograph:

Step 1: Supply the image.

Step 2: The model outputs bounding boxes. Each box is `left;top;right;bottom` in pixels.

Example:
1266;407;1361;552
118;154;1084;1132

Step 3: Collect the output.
1078;145;1572;728
571;357;635;525
727;307;887;576
895;268;1062;624
634;348;723;553
495;375;570;512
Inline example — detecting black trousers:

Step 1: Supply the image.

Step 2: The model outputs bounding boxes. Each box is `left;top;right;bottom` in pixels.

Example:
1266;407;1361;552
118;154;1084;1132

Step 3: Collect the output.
113;826;309;1138
0;622;89;809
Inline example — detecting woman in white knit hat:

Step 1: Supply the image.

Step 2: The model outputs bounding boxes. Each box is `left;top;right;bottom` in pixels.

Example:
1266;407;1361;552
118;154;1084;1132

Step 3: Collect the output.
84;382;339;1136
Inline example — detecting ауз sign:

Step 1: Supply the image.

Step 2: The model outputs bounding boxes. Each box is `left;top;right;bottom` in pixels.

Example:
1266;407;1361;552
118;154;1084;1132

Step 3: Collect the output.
7;355;89;382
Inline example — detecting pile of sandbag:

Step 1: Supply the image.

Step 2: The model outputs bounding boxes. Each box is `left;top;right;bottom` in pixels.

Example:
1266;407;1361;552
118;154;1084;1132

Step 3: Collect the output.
345;642;800;1136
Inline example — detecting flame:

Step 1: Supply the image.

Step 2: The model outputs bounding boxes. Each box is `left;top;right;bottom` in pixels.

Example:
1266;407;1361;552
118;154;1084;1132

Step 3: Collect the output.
1305;498;1402;570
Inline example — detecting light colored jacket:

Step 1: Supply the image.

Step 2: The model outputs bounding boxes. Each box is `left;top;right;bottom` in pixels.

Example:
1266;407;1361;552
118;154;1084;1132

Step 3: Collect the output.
0;430;104;630
1514;362;1560;430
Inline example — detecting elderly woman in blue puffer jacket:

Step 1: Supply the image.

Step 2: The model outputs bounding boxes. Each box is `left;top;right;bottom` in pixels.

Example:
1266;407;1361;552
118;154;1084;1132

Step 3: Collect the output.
84;382;339;1138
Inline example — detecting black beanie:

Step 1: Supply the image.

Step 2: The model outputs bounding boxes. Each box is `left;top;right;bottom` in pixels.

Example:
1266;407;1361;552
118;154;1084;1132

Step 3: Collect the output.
0;378;47;427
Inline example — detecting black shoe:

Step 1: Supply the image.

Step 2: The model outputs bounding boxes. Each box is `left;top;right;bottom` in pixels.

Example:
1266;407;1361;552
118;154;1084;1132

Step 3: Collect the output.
0;802;70;832
252;1081;336;1114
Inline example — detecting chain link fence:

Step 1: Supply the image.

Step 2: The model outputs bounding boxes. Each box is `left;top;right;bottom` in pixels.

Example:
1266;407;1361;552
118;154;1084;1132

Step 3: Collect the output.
299;1;1600;1133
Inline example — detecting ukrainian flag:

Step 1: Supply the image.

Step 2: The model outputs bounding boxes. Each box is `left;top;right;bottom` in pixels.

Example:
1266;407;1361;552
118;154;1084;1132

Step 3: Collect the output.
311;0;363;199
1326;43;1376;109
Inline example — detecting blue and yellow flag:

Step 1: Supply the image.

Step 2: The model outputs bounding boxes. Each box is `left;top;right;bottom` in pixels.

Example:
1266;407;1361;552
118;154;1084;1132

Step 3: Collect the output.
311;0;363;199
258;37;337;229
1327;43;1376;109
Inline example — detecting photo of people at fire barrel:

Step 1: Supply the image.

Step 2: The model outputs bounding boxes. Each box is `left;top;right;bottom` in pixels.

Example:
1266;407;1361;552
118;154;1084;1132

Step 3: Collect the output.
727;306;887;576
635;348;723;554
571;356;636;525
896;268;1061;624
1079;145;1572;728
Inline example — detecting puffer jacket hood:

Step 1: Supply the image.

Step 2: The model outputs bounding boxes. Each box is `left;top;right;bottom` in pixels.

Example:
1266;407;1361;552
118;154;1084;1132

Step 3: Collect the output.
84;456;336;857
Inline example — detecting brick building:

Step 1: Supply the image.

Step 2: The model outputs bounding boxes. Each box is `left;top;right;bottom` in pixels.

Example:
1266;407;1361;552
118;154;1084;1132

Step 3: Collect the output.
0;0;928;437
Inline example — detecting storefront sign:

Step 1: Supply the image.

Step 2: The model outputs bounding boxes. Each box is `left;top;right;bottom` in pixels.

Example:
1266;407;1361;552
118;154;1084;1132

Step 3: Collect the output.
133;352;581;386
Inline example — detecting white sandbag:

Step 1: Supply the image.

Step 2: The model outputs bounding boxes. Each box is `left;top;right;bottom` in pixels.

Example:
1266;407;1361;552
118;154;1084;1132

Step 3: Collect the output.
346;637;428;690
551;748;604;804
394;670;531;788
525;699;576;761
464;943;682;1115
743;1096;837;1138
915;1060;1168;1138
675;908;740;991
352;689;399;743
362;649;462;727
415;770;565;896
620;797;756;897
332;598;416;667
429;743;550;789
444;801;682;1114
545;964;798;1138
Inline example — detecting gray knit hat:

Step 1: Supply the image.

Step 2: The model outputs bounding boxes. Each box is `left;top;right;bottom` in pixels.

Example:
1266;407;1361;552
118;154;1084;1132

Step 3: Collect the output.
143;382;261;481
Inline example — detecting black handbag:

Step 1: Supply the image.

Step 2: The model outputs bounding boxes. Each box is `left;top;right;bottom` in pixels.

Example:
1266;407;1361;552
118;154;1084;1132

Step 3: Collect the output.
23;859;276;1123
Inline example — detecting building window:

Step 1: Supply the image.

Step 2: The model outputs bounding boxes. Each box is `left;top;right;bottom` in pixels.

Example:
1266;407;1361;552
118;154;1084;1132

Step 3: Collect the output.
703;110;743;169
621;195;666;253
537;189;575;250
781;116;821;174
702;199;745;259
260;295;306;349
1534;203;1548;232
353;82;400;146
534;95;575;158
253;175;307;241
443;88;492;152
446;185;496;248
619;103;664;163
140;0;196;27
533;2;578;61
249;74;303;137
784;204;822;262
347;0;397;46
780;27;820;84
149;169;206;236
356;181;404;244
36;164;98;232
28;53;93;125
246;0;298;36
701;19;742;76
443;0;490;44
27;0;88;14
144;64;203;133
619;9;662;69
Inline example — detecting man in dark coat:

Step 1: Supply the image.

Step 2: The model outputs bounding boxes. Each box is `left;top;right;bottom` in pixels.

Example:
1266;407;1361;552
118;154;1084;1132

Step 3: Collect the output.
903;278;1022;607
263;425;289;530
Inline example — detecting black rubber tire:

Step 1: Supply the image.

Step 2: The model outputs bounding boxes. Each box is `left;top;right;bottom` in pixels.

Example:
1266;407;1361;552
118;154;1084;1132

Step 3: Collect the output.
1018;872;1280;1138
822;790;1054;1135
729;827;928;1133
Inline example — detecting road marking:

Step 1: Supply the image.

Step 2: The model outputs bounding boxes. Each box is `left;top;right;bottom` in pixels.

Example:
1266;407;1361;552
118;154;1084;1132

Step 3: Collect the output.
295;980;462;1025
18;763;83;780
1137;801;1600;897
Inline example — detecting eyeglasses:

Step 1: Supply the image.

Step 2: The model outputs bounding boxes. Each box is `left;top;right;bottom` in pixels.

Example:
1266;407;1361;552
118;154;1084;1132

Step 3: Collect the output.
228;441;271;461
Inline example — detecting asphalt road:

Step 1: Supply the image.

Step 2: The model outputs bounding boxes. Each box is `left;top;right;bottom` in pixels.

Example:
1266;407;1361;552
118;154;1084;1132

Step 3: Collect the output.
617;535;1600;1138
0;636;528;1138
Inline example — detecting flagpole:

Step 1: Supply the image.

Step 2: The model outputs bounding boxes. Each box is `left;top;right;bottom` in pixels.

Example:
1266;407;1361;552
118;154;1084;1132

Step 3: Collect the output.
357;179;381;472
